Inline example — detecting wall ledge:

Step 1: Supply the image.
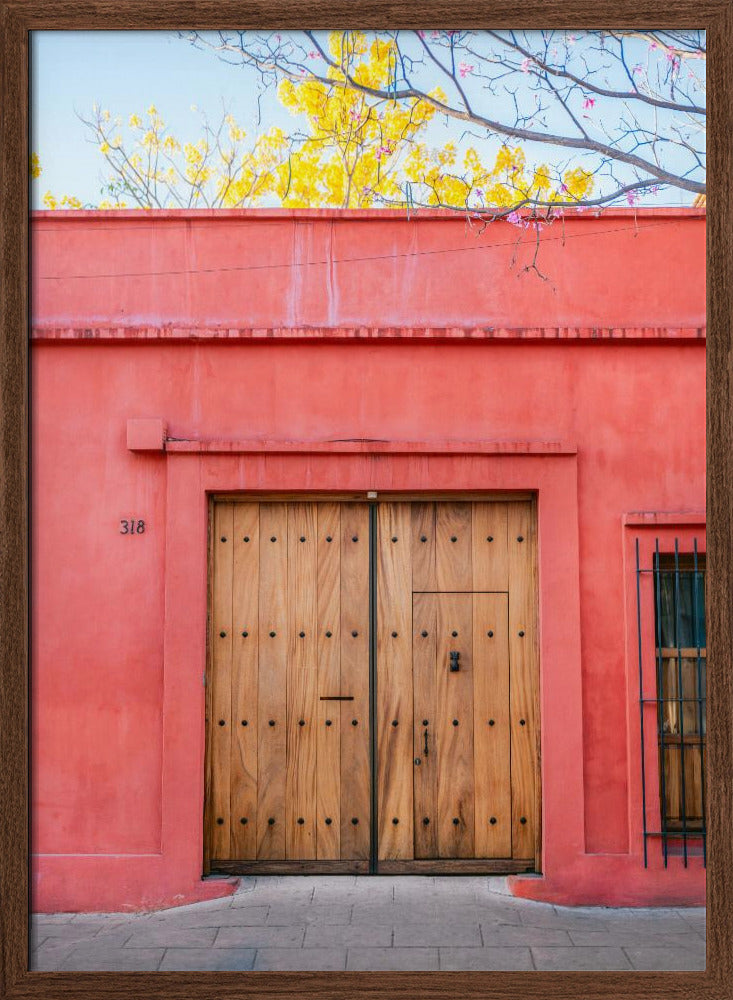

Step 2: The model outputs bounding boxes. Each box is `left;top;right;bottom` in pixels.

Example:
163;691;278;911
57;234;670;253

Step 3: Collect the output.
161;438;577;456
34;325;706;344
623;511;706;527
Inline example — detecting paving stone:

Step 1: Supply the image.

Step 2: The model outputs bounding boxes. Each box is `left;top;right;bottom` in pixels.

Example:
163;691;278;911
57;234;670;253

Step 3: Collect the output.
439;946;534;971
214;924;305;948
31;942;78;971
33;913;75;924
152;895;234;916
29;923;115;945
568;929;703;948
393;922;482;947
347;947;439;971
160;947;256;971
34;919;122;938
151;905;270;928
313;883;394;904
675;908;706;930
254;947;347;971
125;926;218;948
519;906;612;931
350;901;442;925
485;925;572;946
87;925;137;948
605;909;690;930
252;876;316;895
624;945;705;971
531;946;633;971
266;903;352;926
304;922;391;947
30;928;48;950
60;947;165;971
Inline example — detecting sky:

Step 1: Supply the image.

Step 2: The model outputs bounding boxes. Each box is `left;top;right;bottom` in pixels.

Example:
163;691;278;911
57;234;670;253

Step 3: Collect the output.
31;30;704;210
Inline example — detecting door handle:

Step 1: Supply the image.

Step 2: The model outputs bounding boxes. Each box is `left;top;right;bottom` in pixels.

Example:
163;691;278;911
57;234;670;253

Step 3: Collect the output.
449;650;460;672
423;726;429;757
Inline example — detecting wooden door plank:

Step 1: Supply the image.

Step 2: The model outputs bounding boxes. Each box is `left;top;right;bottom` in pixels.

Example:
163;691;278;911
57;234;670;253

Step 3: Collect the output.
339;503;370;860
472;502;509;592
316;503;341;860
230;503;260;859
411;502;436;592
473;593;511;858
377;502;414;860
256;503;288;860
286;504;318;860
435;502;473;591
435;593;475;858
412;593;438;858
507;501;537;860
211;503;234;859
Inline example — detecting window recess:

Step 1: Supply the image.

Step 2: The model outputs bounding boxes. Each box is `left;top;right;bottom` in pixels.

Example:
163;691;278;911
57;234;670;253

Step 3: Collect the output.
635;538;706;868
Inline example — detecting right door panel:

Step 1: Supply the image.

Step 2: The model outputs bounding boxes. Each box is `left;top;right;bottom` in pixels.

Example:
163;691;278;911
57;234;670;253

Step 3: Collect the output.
377;500;538;869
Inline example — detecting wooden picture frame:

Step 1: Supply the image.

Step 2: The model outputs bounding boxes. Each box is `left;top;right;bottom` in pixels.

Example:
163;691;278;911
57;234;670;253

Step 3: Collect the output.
1;3;729;997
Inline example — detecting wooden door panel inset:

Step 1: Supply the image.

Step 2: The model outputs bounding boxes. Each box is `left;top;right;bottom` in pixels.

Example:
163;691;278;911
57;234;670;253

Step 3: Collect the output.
435;502;473;591
412;594;438;858
256;503;288;860
472;503;509;592
411;503;436;592
377;502;414;860
435;594;475;858
339;504;370;860
286;504;318;859
210;502;234;860
507;502;537;859
230;503;259;858
473;593;511;858
316;503;341;859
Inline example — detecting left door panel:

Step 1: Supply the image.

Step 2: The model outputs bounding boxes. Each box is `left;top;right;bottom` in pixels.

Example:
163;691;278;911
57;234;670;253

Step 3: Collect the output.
206;501;371;873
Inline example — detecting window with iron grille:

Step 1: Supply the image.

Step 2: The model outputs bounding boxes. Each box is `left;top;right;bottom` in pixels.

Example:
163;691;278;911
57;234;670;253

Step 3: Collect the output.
636;538;706;867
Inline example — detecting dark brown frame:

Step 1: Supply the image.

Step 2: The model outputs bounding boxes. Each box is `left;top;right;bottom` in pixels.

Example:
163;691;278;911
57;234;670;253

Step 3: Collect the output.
1;3;729;998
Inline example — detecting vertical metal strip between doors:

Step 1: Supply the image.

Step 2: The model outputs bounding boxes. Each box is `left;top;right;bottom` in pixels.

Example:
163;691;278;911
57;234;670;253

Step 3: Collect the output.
368;503;378;874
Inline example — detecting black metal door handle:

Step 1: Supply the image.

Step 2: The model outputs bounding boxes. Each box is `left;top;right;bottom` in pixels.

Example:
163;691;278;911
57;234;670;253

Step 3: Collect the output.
449;650;460;672
423;727;429;757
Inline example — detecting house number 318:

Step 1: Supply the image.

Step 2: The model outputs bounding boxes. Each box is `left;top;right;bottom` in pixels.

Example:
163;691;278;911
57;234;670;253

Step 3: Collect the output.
120;519;146;535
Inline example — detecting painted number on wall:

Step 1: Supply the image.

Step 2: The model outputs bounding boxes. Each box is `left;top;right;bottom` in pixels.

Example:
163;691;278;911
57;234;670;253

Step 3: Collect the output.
120;519;146;535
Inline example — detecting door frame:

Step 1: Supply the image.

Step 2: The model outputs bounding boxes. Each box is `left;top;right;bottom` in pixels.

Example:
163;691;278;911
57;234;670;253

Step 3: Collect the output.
203;492;541;876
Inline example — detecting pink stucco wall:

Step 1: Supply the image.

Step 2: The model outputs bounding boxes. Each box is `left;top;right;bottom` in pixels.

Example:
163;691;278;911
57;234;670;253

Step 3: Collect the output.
31;208;705;911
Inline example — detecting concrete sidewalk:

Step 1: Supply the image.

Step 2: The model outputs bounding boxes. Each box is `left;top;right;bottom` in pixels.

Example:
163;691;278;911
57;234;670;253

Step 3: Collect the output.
32;876;705;972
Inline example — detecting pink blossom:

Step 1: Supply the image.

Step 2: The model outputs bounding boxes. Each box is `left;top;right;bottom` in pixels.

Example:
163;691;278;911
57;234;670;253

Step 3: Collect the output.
626;190;640;206
431;30;441;40
458;62;474;78
506;210;526;227
633;64;643;75
308;50;320;59
417;30;425;39
520;57;531;73
583;97;595;109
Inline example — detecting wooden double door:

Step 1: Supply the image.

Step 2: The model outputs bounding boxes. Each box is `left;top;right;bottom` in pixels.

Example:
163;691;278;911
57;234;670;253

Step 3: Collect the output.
205;499;538;875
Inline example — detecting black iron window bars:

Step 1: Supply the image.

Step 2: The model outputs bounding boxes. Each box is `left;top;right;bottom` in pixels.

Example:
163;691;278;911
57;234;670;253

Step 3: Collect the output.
636;537;706;868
